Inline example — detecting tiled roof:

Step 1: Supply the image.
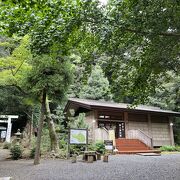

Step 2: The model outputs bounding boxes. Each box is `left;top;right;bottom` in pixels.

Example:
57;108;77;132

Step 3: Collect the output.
68;98;180;116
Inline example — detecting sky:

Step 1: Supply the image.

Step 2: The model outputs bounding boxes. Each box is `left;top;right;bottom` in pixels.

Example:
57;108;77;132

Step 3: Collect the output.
99;0;108;5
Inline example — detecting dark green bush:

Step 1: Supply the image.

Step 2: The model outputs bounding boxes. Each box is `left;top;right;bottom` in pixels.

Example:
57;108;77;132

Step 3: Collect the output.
88;141;105;154
10;145;22;160
95;142;105;154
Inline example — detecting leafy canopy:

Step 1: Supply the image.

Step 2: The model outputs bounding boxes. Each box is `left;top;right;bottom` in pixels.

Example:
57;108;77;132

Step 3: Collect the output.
99;0;180;103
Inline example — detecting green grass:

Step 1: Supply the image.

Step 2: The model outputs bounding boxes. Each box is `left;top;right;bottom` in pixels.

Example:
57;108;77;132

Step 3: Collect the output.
160;145;180;152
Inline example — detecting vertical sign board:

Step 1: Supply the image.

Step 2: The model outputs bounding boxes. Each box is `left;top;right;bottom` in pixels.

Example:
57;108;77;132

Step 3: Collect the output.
6;123;12;143
67;128;88;159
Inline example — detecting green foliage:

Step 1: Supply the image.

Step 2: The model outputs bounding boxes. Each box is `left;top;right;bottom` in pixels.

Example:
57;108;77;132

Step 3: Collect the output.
30;147;36;159
3;142;11;149
94;141;105;154
67;53;86;98
70;144;86;155
80;65;112;100
0;0;103;55
88;141;105;154
66;112;88;129
10;144;22;160
148;73;180;145
31;105;41;128
74;113;88;129
41;128;51;153
55;105;88;155
160;146;180;152
98;0;180;103
23;54;73;101
0;35;33;114
59;137;67;150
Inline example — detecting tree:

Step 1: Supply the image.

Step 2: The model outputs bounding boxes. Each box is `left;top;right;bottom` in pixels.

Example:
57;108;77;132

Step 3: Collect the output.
80;65;112;100
23;54;73;164
148;72;180;144
0;34;73;164
0;0;104;165
0;0;103;55
98;0;180;103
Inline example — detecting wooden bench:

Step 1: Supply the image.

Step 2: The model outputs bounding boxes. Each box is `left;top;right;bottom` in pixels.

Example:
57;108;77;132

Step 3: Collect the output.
83;151;97;163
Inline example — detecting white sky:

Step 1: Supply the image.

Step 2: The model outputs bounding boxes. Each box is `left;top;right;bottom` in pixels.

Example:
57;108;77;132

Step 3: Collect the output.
99;0;108;5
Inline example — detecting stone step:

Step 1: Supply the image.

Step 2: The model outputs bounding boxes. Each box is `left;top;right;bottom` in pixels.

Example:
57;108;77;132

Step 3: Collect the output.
117;150;161;154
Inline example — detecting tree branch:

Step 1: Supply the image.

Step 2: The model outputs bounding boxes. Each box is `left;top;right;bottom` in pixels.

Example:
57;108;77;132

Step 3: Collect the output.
124;28;180;38
0;84;28;95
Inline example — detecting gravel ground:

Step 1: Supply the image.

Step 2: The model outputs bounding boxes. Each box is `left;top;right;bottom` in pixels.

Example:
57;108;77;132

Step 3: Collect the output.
0;149;10;161
0;153;180;180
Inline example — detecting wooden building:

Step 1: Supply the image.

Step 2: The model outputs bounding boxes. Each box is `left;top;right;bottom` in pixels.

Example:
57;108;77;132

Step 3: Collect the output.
64;98;180;153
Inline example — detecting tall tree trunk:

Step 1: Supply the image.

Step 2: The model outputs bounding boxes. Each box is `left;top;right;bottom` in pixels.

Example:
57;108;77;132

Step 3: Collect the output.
46;98;59;153
28;112;33;147
34;90;46;165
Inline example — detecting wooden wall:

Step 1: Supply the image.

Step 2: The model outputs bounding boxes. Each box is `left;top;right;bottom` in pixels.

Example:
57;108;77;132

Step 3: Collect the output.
128;113;149;138
151;115;171;146
128;113;171;146
84;110;172;146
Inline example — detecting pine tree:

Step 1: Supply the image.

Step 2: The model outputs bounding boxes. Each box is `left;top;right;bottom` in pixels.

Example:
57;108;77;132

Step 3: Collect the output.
80;65;112;100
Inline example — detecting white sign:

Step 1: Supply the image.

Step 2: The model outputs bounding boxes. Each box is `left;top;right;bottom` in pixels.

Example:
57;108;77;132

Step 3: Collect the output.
6;122;12;142
104;140;113;150
70;129;87;144
1;131;6;139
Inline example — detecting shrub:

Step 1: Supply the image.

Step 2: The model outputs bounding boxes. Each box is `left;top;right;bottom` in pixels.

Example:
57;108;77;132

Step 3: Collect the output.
95;141;105;154
88;141;105;154
175;146;180;152
70;144;86;155
10;145;22;160
30;147;36;159
160;146;177;152
3;142;11;149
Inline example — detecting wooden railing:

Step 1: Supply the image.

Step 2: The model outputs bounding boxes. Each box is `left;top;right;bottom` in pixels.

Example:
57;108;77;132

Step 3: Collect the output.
94;128;109;142
127;129;153;148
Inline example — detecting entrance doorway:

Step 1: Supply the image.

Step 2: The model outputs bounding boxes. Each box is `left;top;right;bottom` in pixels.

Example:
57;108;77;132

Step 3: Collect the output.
98;121;125;138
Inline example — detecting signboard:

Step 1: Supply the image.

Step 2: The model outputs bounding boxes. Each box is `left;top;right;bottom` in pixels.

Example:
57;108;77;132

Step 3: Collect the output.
69;128;88;145
6;123;12;142
1;131;6;139
104;140;113;150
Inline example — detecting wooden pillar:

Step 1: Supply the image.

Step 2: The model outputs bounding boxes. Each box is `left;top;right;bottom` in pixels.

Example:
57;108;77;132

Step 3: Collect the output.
169;117;175;146
148;114;152;136
93;110;98;129
92;110;98;142
124;112;128;138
